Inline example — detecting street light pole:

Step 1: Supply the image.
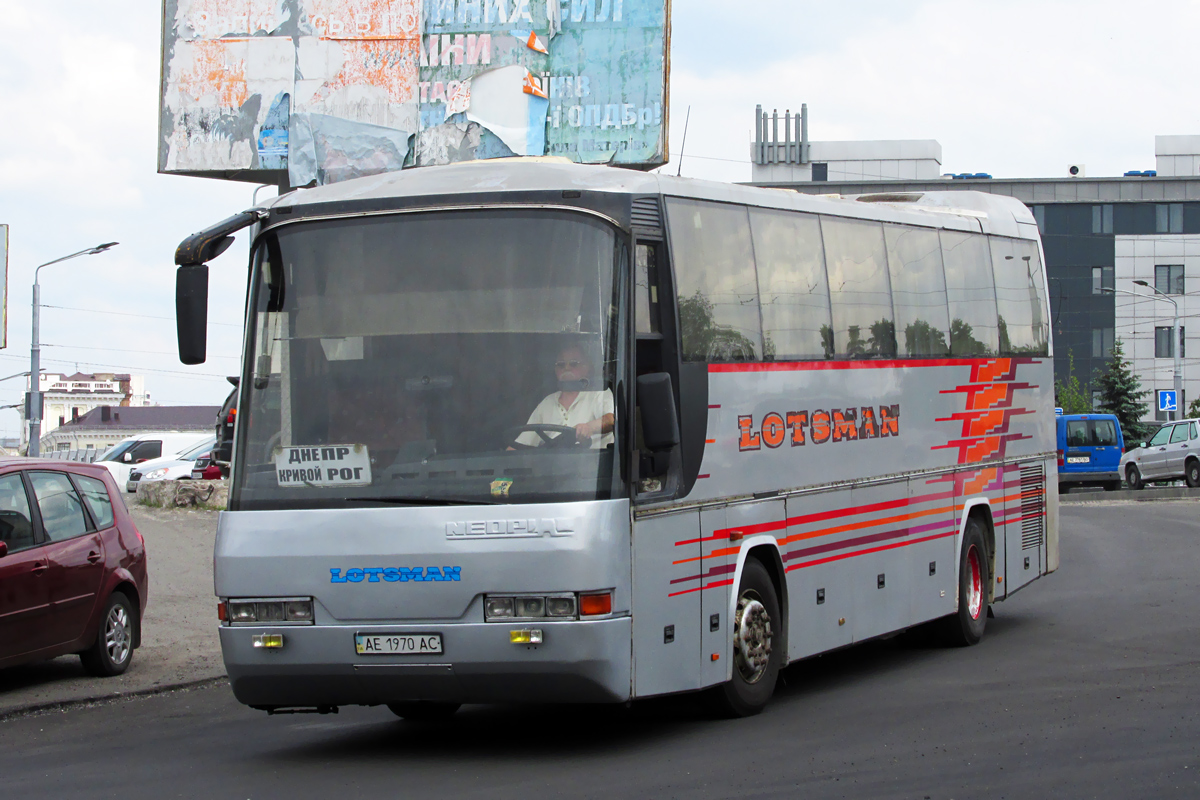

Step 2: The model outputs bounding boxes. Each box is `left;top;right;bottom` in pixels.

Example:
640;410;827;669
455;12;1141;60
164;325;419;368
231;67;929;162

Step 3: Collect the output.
1133;280;1182;420
1103;283;1182;421
27;243;118;457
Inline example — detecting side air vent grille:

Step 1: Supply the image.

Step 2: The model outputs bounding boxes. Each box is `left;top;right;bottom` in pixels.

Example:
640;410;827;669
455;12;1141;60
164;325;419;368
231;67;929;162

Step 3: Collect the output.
631;197;662;234
1019;464;1045;551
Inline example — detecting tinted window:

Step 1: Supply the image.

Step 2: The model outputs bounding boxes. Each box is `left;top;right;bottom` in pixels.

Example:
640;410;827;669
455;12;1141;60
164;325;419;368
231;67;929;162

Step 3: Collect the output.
990;236;1048;355
940;230;998;355
886;225;949;356
1170;424;1189;444
98;440;136;463
129;441;162;462
29;472;89;542
750;208;832;360
0;474;35;552
634;244;660;335
822;217;895;357
75;475;115;529
1192;422;1198;440
667;199;762;362
1065;420;1088;447
1149;426;1172;447
1092;420;1117;446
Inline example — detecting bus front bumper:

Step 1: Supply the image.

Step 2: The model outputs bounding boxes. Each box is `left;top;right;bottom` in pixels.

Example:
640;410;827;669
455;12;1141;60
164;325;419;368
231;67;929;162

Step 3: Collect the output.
220;616;632;708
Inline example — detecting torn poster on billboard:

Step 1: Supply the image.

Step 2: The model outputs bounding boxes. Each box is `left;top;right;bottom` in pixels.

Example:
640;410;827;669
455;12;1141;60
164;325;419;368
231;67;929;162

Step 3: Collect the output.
159;0;668;184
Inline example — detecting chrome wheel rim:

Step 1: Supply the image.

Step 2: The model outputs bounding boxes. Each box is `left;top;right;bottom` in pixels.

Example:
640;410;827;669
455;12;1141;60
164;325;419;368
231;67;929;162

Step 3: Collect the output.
105;604;131;666
733;592;772;683
966;545;983;621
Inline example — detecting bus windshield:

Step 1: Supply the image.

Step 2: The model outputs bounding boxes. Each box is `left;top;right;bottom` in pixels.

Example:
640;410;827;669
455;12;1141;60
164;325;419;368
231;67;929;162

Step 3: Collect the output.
233;208;626;510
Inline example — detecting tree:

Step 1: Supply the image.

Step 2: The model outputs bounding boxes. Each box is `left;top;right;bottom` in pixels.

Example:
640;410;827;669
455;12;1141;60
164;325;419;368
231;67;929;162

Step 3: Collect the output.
677;291;759;361
1094;338;1151;440
904;320;948;356
1053;350;1091;414
1188;397;1200;419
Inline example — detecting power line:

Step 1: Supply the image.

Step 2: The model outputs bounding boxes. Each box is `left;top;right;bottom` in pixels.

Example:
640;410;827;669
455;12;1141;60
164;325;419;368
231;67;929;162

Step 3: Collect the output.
0;351;231;379
43;343;239;360
40;304;242;328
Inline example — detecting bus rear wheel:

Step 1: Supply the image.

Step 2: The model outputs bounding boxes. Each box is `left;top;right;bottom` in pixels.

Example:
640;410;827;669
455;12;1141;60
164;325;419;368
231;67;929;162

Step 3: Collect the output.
711;559;782;717
940;518;989;647
387;702;460;721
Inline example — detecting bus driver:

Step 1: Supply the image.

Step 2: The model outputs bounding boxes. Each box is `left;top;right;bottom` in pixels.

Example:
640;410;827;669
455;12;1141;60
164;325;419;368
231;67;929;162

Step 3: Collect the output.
514;344;614;449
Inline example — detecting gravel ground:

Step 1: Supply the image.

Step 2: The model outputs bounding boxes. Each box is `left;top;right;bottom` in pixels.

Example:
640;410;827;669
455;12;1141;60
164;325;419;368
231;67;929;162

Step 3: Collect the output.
0;506;224;717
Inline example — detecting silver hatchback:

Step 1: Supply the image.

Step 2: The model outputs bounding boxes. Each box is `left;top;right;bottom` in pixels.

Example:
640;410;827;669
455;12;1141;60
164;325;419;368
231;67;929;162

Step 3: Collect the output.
1120;418;1200;489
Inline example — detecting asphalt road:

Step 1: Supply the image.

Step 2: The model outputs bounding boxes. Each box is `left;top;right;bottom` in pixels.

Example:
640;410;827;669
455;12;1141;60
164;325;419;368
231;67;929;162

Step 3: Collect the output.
2;502;1198;799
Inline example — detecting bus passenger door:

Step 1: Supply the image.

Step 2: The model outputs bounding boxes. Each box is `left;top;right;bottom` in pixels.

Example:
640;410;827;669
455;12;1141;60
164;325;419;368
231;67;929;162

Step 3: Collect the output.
631;511;703;698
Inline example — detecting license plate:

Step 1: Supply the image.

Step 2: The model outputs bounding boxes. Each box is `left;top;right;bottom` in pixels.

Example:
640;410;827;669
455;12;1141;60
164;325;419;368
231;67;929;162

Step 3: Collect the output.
1066;456;1090;463
191;471;204;479
355;633;442;655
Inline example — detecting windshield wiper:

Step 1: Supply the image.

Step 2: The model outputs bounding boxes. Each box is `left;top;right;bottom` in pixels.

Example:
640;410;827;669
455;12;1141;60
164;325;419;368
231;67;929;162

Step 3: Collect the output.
344;496;503;506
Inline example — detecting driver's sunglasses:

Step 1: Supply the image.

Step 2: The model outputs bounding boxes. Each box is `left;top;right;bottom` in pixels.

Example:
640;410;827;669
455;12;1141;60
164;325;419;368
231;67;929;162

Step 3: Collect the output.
554;360;583;369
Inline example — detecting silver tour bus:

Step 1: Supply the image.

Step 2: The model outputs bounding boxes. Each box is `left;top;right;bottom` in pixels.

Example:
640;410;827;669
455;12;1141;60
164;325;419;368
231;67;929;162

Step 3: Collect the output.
174;159;1057;718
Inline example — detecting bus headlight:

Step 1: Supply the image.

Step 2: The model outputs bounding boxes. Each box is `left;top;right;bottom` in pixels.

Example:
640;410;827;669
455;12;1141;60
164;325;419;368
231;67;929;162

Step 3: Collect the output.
222;597;315;625
485;593;580;621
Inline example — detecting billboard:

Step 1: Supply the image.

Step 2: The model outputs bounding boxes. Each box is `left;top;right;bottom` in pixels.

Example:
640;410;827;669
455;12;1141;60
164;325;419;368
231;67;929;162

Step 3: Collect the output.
159;0;669;186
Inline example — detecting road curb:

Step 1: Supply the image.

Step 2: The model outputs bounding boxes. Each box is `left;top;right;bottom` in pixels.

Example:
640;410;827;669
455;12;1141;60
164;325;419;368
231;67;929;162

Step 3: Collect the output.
0;675;227;722
1060;486;1200;503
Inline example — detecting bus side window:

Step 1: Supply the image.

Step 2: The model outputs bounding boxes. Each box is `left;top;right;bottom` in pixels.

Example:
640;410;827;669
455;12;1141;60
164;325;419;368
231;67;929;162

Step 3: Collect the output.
665;198;762;363
886;225;950;357
941;230;999;356
822;217;896;358
750;208;831;360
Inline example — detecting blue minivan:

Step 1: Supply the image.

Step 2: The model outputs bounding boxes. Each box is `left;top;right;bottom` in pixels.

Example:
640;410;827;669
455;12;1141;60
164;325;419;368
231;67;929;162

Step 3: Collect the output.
1056;411;1124;493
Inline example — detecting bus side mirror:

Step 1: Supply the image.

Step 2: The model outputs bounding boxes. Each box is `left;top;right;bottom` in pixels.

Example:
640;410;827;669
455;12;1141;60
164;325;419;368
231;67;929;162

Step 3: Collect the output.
637;372;680;451
176;264;209;365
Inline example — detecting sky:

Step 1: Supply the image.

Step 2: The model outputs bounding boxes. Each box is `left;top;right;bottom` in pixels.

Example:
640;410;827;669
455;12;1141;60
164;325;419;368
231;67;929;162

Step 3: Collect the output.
0;0;1198;439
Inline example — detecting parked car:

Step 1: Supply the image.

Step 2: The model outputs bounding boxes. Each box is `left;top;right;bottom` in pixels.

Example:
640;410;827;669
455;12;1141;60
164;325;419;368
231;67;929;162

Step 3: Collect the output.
125;436;218;493
213;377;239;479
1056;412;1124;493
95;432;211;487
1120;418;1200;489
0;459;148;675
190;452;222;481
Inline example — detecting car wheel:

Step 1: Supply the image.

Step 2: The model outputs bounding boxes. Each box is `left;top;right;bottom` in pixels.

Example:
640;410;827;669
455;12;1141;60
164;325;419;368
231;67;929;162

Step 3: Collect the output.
1186;460;1200;488
939;518;989;647
1126;464;1144;491
1059;484;1070;494
1103;481;1121;492
387;702;461;720
711;559;782;717
80;593;136;677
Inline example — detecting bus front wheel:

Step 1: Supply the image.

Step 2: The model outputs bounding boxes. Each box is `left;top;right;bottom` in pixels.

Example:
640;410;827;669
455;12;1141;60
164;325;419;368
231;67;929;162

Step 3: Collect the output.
940;518;989;647
712;559;782;717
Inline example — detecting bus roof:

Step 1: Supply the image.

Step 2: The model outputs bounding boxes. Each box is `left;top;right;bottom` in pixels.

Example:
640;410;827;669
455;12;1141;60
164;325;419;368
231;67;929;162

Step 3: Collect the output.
266;158;1038;239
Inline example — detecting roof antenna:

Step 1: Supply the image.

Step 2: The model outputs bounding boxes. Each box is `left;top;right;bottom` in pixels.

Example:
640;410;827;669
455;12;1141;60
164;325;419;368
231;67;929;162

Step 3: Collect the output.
676;106;691;177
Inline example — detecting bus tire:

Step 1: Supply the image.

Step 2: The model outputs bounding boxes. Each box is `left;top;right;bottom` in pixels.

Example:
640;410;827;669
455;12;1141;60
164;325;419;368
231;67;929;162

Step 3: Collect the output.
1126;464;1144;490
1186;459;1200;488
387;702;461;721
712;559;782;717
940;518;988;647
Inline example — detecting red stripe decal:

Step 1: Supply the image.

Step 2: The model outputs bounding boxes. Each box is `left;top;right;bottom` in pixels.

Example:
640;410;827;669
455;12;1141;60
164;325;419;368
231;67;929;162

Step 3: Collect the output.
709;357;1042;374
784;530;958;572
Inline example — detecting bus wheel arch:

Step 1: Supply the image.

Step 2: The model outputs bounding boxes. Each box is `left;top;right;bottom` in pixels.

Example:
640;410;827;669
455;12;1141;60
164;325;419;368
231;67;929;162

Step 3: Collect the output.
713;554;784;717
941;511;991;646
742;543;788;661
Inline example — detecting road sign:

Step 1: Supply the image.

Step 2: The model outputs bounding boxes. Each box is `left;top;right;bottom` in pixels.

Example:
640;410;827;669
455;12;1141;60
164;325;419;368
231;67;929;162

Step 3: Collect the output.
1158;389;1178;413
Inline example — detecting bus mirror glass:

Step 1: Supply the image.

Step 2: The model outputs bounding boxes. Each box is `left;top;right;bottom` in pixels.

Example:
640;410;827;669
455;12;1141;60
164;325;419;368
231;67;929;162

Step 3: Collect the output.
176;265;209;365
637;372;680;451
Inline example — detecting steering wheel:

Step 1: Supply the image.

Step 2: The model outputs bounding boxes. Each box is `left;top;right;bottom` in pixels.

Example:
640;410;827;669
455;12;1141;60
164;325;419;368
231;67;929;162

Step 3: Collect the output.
507;424;588;450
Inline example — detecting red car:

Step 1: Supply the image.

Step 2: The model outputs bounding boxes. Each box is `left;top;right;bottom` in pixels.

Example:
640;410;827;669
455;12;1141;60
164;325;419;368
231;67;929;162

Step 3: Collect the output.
0;460;148;676
189;452;223;481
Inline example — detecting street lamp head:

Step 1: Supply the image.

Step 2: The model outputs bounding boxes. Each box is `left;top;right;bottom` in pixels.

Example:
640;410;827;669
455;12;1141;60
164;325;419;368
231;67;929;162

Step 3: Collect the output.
1133;279;1149;287
88;242;119;255
1099;287;1114;293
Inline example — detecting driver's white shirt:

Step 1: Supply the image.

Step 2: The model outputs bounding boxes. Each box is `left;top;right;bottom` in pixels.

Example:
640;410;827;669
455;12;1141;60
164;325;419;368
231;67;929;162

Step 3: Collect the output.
517;390;614;448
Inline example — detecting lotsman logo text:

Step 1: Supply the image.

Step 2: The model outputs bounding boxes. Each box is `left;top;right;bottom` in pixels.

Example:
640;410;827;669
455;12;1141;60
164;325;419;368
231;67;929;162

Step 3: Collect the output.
330;567;462;583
